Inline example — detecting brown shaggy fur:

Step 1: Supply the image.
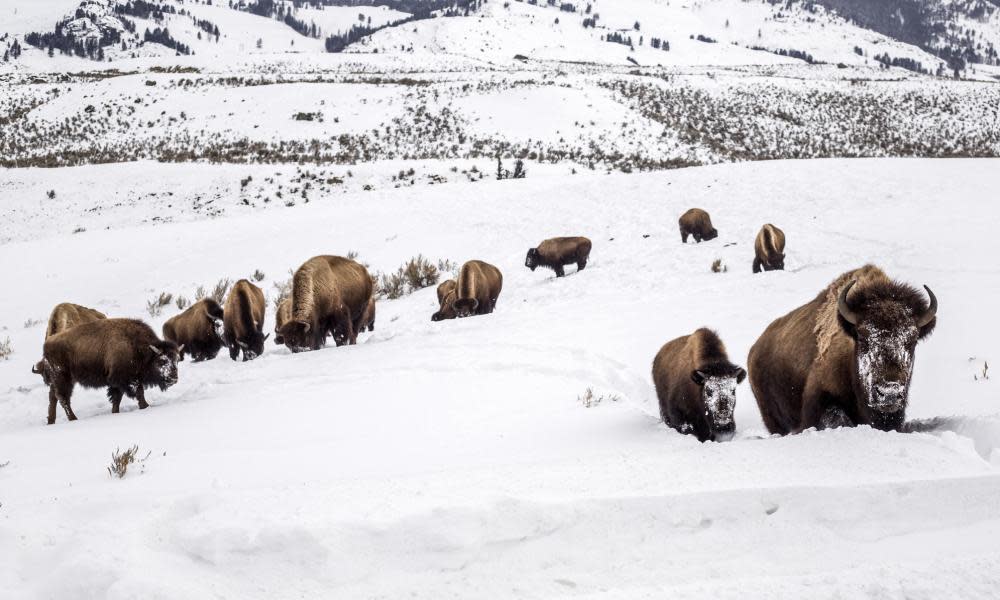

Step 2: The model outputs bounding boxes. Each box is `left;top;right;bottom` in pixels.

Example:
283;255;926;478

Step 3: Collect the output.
274;298;292;345
678;208;718;243
452;260;503;318
163;298;225;362
38;318;180;424
45;303;107;338
525;236;592;277
748;265;937;435
431;279;458;321
278;255;374;352
652;328;746;442
753;224;786;273
223;279;268;361
361;296;376;332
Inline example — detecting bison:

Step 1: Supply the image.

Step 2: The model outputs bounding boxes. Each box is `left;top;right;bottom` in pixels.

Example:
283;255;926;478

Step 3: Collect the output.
431;279;458;322
33;318;181;424
274;298;291;346
278;255;373;352
223;279;269;361
452;260;503;318
748;265;937;434
162;298;225;362
678;208;718;243
525;237;592;277
652;328;746;442
753;224;786;273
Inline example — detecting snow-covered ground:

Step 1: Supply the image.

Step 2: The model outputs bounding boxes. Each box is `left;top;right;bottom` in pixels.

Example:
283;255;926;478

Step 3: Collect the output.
1;158;999;598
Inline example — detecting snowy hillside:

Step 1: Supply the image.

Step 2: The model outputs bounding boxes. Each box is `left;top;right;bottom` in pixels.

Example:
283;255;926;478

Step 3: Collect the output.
1;158;1000;597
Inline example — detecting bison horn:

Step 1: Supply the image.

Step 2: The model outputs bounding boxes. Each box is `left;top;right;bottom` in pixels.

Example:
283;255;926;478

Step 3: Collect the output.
837;281;861;326
31;362;43;374
149;344;163;356
916;285;938;328
263;333;271;341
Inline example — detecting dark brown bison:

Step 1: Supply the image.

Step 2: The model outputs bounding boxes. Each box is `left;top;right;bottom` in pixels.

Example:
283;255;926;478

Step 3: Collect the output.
525;237;592;277
753;224;786;273
45;302;107;338
223;279;268;361
278;255;373;352
33;318;181;424
431;279;457;322
748;265;937;434
33;302;107;375
162;298;225;362
452;260;503;318
274;298;291;346
334;294;376;345
652;328;746;442
678;208;718;243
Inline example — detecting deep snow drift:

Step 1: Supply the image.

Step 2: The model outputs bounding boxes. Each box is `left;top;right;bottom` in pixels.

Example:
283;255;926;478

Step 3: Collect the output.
1;158;999;598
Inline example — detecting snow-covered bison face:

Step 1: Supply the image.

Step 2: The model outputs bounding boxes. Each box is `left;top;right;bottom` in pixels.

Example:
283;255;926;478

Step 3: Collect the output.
838;281;937;416
147;344;181;391
451;298;479;318
692;368;746;440
277;320;318;353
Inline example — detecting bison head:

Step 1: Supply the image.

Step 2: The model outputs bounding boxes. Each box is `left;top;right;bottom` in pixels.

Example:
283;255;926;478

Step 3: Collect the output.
278;320;321;353
147;342;181;390
451;298;479;318
838;281;937;423
524;248;540;271
772;252;785;270
692;365;747;441
704;228;719;241
31;359;52;385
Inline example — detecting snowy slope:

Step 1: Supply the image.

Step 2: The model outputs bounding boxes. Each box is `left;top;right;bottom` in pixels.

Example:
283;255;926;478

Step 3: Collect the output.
1;158;999;598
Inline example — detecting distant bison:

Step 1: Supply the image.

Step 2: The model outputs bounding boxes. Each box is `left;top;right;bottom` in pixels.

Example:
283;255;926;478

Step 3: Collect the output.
452;260;503;318
45;302;107;338
525;237;592;277
678;208;718;243
753;224;786;273
163;298;224;362
431;279;458;322
278;255;373;352
748;265;937;434
652;328;746;442
223;279;269;361
33;318;181;424
274;298;291;346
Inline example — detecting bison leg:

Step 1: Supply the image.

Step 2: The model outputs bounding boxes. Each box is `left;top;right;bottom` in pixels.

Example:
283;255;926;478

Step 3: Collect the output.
693;233;703;243
47;387;59;425
753;257;762;274
53;382;77;423
229;344;240;361
553;264;565;277
819;406;854;430
577;258;587;272
680;230;688;243
134;386;149;410
107;387;124;414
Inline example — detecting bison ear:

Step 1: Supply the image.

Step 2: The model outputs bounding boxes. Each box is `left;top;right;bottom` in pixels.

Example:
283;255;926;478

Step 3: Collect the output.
735;368;747;384
691;370;707;385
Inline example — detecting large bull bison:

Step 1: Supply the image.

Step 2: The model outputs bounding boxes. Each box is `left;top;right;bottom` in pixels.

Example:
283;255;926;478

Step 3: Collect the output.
162;298;224;362
452;260;503;318
45;302;107;338
678;208;718;243
525;237;592;277
278;255;373;352
652;328;746;442
748;265;937;434
223;279;269;361
33;318;181;424
753;224;786;273
431;279;457;321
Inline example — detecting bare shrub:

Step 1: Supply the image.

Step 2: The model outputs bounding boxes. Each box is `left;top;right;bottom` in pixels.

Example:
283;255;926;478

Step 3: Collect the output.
578;387;621;408
252;269;266;282
272;270;294;310
376;270;406;300
0;337;12;360
402;254;439;290
196;278;231;303
107;444;150;479
146;292;173;317
175;295;190;310
23;318;43;328
711;259;728;273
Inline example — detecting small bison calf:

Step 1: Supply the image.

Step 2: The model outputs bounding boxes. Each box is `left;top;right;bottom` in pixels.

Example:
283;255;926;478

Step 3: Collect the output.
431;279;458;321
678;208;718;243
33;318;181;424
525;237;592;277
753;223;786;273
652;328;746;442
163;298;225;361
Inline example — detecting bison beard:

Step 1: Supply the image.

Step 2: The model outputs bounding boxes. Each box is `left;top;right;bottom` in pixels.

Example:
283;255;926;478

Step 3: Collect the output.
749;265;937;434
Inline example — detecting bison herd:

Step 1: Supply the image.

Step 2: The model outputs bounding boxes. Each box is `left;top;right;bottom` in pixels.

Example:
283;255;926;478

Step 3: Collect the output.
30;210;939;444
